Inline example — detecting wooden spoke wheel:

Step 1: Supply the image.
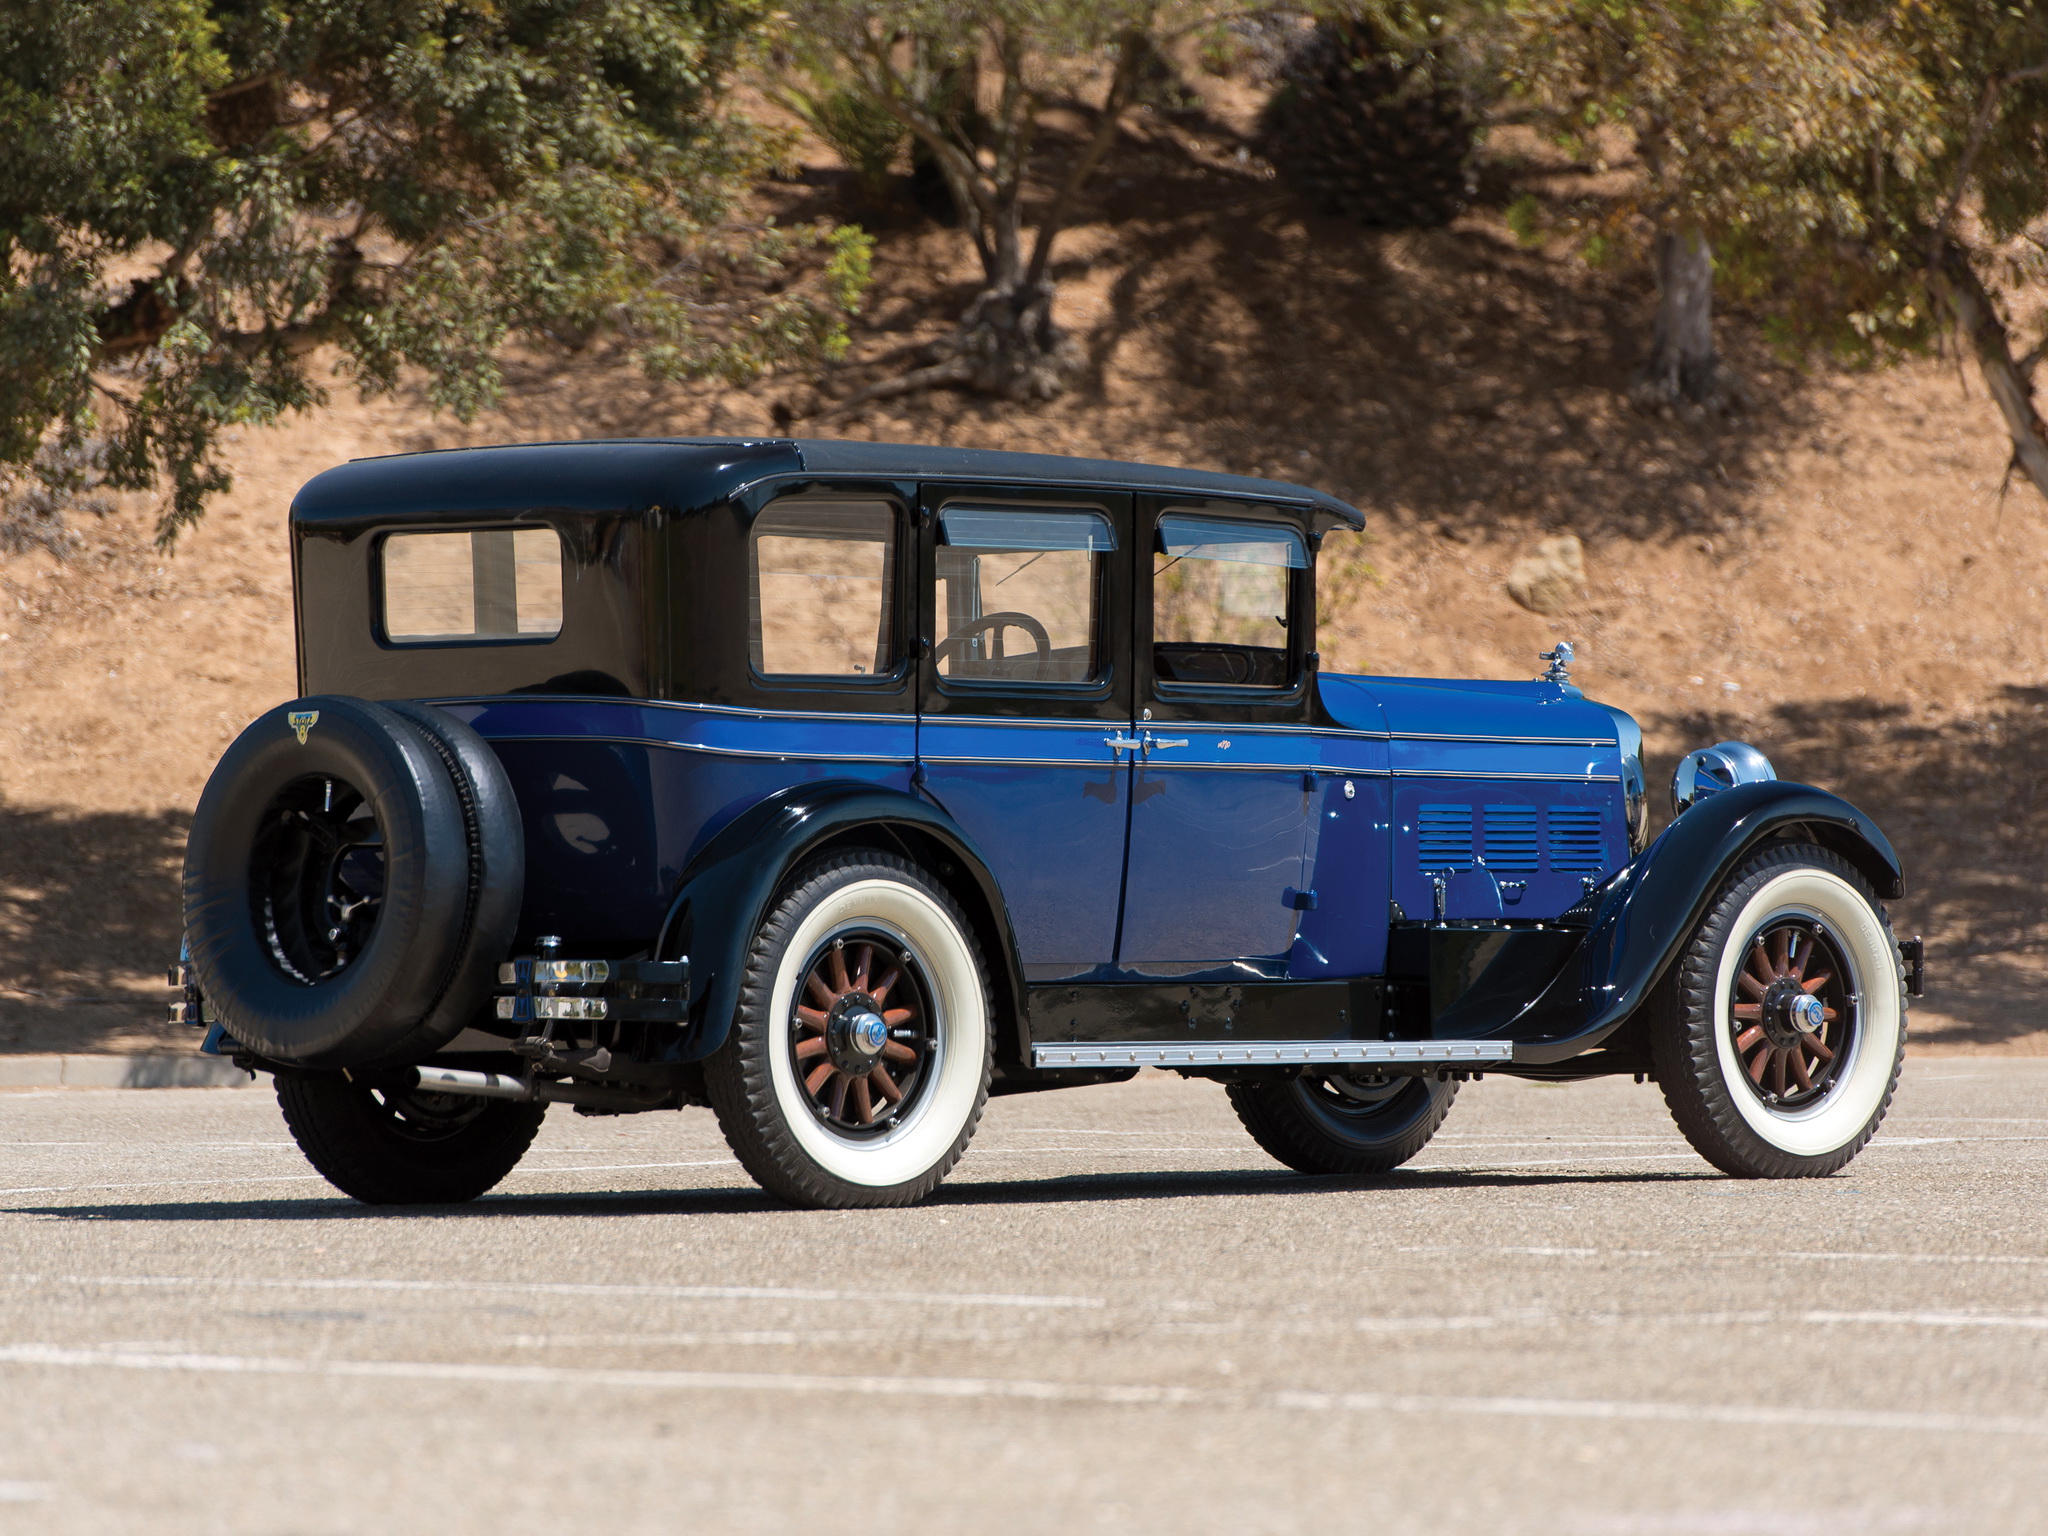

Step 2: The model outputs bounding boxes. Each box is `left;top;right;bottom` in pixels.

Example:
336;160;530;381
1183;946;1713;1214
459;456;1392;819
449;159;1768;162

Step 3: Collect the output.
1727;917;1856;1109
789;931;938;1135
703;852;992;1208
1650;841;1904;1179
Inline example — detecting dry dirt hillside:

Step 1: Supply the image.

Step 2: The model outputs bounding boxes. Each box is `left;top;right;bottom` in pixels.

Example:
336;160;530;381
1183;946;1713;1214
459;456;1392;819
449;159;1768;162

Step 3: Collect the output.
5;90;2046;1057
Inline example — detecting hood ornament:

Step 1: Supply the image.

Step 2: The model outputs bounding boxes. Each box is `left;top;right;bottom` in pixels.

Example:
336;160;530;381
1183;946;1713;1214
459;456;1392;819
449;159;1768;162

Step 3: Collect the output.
1538;642;1574;685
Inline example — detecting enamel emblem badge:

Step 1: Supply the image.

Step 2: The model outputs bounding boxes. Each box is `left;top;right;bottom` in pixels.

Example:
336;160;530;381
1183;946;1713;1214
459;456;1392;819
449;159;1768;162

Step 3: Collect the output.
288;709;319;745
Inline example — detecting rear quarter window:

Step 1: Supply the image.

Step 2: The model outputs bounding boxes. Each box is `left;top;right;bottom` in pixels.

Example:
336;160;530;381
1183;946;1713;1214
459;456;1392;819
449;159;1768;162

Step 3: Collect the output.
382;528;563;643
749;499;898;677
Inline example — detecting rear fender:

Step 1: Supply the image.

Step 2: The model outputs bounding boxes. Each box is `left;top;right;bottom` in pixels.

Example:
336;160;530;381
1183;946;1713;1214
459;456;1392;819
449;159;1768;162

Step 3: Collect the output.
653;782;1029;1065
1437;780;1903;1065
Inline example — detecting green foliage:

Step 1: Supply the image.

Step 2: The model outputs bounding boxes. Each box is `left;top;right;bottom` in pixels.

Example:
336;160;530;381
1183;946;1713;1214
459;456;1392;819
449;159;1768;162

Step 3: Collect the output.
774;76;909;200
778;1;1228;294
1260;16;1479;229
1490;1;2048;363
0;0;873;544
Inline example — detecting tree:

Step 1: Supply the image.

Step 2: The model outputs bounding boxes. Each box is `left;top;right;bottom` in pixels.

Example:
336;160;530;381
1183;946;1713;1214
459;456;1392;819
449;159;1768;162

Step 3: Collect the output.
1858;4;2048;497
780;1;1221;407
1494;3;2048;504
1495;0;1921;413
0;0;871;549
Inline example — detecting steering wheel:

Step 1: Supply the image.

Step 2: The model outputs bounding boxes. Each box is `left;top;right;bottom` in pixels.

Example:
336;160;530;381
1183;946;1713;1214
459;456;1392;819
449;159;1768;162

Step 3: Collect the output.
933;611;1052;676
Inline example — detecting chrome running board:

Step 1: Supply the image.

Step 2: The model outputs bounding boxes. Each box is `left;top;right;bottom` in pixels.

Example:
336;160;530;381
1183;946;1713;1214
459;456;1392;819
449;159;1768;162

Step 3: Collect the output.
1030;1040;1512;1069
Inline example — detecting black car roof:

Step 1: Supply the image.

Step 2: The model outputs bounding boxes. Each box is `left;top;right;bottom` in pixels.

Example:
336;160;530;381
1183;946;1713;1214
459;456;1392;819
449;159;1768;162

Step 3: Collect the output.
289;436;1365;531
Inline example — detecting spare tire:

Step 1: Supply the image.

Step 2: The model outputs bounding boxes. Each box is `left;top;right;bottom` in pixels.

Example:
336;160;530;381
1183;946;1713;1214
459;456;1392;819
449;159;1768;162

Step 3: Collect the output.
384;702;525;1051
183;695;522;1068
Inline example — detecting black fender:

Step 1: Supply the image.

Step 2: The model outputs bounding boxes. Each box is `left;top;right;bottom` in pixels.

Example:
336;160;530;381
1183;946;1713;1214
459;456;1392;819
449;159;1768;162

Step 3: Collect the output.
652;780;1030;1065
1436;780;1903;1065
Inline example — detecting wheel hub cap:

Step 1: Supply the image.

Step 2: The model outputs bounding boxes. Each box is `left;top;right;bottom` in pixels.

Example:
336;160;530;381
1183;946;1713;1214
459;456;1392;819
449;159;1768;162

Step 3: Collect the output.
1787;992;1825;1035
1759;978;1816;1048
846;1009;888;1058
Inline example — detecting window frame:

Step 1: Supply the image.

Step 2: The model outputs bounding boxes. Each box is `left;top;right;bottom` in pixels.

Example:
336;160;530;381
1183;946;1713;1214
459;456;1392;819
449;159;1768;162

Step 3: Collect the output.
371;522;567;651
930;504;1118;694
745;492;911;689
1145;504;1310;702
927;497;1120;701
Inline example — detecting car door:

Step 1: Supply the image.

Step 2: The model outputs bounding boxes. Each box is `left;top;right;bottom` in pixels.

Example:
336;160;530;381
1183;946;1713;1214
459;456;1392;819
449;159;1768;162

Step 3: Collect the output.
914;486;1133;978
1117;498;1318;971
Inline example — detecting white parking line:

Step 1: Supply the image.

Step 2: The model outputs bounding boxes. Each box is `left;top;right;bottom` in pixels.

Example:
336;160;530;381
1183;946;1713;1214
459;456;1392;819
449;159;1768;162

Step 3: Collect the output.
0;1174;329;1197
1803;1310;2048;1330
0;1343;2041;1437
1418;1152;1708;1170
1395;1244;2048;1267
1;1273;1108;1309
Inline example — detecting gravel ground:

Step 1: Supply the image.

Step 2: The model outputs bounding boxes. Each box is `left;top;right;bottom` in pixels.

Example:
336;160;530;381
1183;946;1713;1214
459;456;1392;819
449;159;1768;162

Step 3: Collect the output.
0;1059;2043;1534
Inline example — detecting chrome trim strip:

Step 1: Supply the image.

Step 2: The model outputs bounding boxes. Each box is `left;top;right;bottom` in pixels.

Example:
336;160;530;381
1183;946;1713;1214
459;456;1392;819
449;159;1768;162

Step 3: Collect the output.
920;756;1113;769
921;716;1125;731
424;697;1609;747
430;695;919;726
441;696;1613;758
480;733;913;765
1393;769;1621;782
1390;732;1615;747
1031;1040;1512;1068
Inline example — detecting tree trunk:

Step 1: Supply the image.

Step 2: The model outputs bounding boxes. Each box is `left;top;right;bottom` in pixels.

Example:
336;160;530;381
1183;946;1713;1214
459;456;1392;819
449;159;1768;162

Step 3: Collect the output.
1933;238;2048;502
1634;226;1737;412
941;281;1081;401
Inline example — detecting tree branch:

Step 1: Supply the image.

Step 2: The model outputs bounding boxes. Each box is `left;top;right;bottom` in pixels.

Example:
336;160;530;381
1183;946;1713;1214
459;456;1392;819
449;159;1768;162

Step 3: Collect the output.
205;72;281;104
1934;61;2048;253
1933;237;2048;502
1022;28;1148;293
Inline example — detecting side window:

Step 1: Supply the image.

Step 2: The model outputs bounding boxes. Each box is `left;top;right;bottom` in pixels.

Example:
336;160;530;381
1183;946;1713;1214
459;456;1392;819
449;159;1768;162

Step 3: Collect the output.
382;528;563;643
934;507;1114;686
750;499;898;677
1152;512;1303;688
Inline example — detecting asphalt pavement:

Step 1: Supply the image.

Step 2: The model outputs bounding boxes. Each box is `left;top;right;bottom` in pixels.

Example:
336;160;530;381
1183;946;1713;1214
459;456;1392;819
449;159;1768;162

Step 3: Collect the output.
1;1058;2044;1534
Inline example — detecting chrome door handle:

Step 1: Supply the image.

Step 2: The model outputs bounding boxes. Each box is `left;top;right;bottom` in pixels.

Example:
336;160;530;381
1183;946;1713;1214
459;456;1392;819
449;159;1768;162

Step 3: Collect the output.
1104;734;1144;757
1143;733;1189;753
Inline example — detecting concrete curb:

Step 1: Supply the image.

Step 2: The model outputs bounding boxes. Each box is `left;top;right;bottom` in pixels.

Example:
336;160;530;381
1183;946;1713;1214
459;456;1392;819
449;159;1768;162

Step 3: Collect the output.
0;1054;257;1089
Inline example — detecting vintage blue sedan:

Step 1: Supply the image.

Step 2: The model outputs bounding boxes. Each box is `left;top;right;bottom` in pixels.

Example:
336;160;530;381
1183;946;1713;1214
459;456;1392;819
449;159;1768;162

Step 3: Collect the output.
175;439;1919;1207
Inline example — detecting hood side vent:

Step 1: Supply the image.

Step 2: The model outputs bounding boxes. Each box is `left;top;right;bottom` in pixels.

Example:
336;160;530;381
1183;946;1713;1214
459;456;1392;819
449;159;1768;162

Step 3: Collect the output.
1481;805;1540;871
1547;807;1605;872
1417;804;1475;872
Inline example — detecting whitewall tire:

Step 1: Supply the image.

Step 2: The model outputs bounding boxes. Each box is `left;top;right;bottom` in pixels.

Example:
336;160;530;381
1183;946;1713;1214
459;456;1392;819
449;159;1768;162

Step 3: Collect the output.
705;851;992;1208
1651;841;1905;1178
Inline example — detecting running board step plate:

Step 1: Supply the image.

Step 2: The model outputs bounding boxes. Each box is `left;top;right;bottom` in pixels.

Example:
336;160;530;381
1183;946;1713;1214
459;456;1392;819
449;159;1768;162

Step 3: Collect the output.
1031;1040;1511;1069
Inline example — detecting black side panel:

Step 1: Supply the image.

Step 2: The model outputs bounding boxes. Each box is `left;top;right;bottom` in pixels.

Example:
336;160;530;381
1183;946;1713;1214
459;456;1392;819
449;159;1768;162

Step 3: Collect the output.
1028;980;1383;1044
298;511;652;701
291;439;806;702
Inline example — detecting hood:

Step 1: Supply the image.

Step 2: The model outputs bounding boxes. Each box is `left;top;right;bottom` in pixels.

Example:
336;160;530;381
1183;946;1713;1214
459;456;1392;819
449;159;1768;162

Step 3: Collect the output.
1319;672;1622;746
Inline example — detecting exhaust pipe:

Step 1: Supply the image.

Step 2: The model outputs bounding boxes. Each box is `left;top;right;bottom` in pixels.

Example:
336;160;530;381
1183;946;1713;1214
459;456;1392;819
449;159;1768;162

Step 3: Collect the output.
406;1064;669;1112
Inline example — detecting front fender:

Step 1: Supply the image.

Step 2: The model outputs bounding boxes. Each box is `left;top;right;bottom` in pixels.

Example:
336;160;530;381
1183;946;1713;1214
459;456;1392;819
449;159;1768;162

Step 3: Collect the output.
1439;780;1902;1065
653;781;1028;1064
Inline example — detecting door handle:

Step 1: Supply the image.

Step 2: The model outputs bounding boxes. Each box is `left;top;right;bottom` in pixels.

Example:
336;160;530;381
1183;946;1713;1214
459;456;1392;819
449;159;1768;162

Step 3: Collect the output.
1104;734;1144;757
1142;733;1189;755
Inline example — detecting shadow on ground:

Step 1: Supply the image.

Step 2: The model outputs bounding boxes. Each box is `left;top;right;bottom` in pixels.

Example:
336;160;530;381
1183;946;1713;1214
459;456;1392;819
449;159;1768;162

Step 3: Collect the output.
0;805;188;1051
5;1166;1718;1224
